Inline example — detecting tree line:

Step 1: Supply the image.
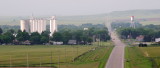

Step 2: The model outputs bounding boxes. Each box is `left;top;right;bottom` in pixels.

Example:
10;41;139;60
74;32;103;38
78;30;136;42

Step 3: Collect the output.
0;26;110;45
117;26;160;42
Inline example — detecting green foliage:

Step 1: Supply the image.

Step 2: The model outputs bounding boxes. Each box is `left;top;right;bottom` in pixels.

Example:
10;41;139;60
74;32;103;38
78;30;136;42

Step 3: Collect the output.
16;30;30;42
0;28;3;34
0;45;97;67
111;22;142;29
125;47;152;68
117;27;160;42
30;32;41;44
40;31;50;43
62;30;72;44
51;32;63;42
1;31;15;44
0;24;110;45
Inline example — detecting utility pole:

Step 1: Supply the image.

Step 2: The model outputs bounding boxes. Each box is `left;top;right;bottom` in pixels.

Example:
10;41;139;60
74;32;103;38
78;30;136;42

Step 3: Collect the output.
10;55;12;68
27;52;29;68
65;46;67;62
77;47;78;57
50;46;53;67
58;53;60;68
40;57;42;67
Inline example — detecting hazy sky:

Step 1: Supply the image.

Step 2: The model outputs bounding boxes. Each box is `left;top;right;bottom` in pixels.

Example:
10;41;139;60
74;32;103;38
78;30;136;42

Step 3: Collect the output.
0;0;160;16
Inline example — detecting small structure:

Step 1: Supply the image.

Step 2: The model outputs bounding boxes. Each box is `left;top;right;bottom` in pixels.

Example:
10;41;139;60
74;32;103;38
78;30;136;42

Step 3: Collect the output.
49;41;63;45
136;35;144;42
155;38;160;43
53;42;63;45
84;28;89;30
139;43;147;47
68;40;77;45
21;40;31;45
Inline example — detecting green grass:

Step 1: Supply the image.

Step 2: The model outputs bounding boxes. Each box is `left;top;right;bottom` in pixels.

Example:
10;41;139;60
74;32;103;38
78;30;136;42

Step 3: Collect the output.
0;42;113;68
56;46;113;68
139;47;160;68
125;46;152;68
0;45;96;67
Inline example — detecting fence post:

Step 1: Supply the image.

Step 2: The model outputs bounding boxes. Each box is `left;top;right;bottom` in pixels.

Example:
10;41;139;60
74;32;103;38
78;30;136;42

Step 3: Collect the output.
77;47;78;57
58;53;60;68
65;46;67;62
40;57;42;67
27;52;29;68
10;55;12;68
50;50;53;67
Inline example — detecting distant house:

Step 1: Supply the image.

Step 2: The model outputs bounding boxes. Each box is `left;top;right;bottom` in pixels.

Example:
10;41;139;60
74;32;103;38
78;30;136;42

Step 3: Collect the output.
155;38;160;43
68;40;77;45
136;35;144;42
53;42;63;45
13;40;20;45
49;41;63;45
84;28;89;30
22;40;31;45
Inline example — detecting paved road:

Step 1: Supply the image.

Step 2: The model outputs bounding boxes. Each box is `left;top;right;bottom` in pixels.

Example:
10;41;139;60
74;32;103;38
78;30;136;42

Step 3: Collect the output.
105;23;126;68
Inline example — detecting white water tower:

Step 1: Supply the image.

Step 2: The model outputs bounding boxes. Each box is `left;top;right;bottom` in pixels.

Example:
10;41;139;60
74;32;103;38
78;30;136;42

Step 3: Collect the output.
130;16;135;28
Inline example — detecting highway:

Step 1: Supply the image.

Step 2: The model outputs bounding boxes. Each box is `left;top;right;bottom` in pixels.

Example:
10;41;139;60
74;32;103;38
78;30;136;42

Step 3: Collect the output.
105;23;126;68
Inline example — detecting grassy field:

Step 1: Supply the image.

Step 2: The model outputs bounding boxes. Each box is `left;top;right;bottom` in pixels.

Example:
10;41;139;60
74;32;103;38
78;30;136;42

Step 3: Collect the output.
125;46;152;68
139;47;160;68
125;46;160;68
0;42;113;68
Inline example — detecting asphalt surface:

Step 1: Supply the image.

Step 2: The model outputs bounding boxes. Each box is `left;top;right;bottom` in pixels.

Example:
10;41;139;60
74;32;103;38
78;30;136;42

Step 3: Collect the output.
105;31;126;68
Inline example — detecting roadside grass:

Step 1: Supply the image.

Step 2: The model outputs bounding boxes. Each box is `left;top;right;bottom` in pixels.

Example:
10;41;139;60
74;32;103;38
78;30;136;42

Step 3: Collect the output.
0;45;96;67
0;42;113;68
55;45;113;68
125;46;152;68
139;47;160;68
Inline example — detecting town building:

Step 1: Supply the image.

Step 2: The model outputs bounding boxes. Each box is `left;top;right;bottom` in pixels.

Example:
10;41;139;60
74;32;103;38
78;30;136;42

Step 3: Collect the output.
20;16;57;35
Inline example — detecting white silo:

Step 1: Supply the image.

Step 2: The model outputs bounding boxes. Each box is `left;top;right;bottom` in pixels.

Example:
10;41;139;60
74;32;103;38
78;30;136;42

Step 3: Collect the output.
50;16;57;36
20;20;29;32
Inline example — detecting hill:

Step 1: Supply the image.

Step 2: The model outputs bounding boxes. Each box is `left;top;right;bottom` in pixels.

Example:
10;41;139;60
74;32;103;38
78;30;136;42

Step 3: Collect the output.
0;9;160;25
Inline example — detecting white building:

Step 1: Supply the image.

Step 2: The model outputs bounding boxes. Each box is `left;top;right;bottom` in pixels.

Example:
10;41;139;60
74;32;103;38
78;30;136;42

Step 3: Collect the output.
155;38;160;42
20;16;57;35
29;19;46;33
20;20;30;32
50;16;57;36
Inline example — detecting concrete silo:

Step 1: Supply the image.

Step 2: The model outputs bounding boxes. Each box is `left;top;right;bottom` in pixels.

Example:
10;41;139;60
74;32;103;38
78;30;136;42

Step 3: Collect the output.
50;16;57;36
20;20;29;32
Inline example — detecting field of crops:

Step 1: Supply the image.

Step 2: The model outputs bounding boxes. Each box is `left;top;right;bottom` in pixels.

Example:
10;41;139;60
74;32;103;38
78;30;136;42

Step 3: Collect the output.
139;47;160;68
0;42;113;68
125;46;160;68
0;45;96;67
125;46;152;68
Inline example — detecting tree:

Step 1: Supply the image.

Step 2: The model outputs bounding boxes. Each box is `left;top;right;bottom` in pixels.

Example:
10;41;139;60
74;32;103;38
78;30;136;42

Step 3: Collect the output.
41;31;50;38
51;32;63;42
0;28;3;34
16;30;30;42
7;29;15;34
0;35;2;44
61;30;72;44
41;36;49;44
30;32;41;44
74;30;83;44
87;37;93;43
40;31;50;43
2;32;15;44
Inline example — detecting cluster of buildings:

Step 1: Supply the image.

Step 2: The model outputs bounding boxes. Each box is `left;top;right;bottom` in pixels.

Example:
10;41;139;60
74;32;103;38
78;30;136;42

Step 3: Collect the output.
20;16;57;36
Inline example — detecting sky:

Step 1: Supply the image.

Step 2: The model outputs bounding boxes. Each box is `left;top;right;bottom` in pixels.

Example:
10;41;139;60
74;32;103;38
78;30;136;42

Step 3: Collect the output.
0;0;160;16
